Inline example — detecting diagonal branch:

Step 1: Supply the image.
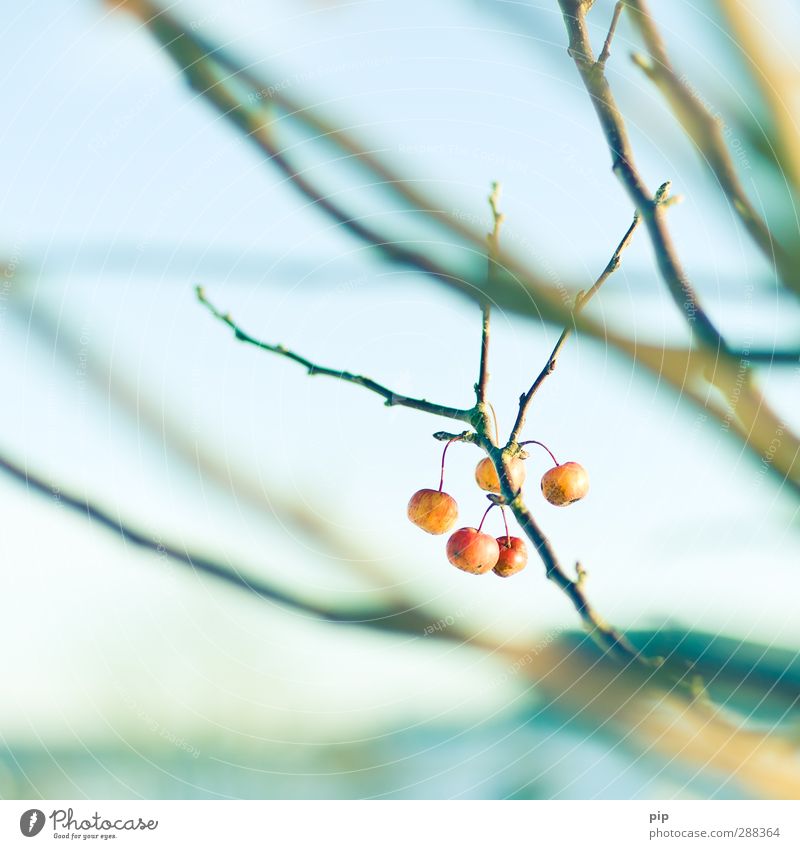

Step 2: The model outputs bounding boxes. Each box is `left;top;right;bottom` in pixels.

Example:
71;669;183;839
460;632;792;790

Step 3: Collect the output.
625;0;799;296
482;438;645;664
196;287;474;422
510;209;641;443
125;2;799;366
0;451;430;635
108;0;800;659
557;0;728;352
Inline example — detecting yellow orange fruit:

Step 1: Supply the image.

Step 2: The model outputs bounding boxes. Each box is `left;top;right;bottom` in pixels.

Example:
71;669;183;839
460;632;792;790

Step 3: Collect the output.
407;489;458;534
540;462;589;506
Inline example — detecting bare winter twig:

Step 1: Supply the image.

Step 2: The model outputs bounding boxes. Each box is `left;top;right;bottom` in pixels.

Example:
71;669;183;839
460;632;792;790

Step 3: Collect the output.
510;208;641;443
196;286;473;422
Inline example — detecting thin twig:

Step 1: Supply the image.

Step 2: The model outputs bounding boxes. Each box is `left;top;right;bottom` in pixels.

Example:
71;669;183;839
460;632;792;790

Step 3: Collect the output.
477;182;504;405
510;210;641;442
557;0;728;352
196;287;473;422
625;0;799;296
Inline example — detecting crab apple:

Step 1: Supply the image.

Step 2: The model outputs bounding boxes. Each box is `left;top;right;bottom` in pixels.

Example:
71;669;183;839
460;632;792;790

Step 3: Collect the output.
407;489;459;534
493;536;528;577
446;527;500;574
540;461;589;506
474;456;526;494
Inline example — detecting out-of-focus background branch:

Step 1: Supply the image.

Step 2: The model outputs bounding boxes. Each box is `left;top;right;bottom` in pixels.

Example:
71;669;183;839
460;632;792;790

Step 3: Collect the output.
1;0;799;800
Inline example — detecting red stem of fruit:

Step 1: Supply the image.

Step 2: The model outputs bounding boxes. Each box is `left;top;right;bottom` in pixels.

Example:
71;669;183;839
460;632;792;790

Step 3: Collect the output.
477;503;495;533
520;439;559;466
501;507;511;544
438;436;462;491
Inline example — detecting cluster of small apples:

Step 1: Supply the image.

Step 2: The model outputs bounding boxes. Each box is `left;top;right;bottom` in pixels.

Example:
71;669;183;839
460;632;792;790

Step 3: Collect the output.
407;443;589;577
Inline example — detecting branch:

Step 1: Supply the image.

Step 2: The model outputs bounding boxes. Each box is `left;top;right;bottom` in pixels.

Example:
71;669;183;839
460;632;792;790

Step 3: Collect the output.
127;3;800;366
510;209;641;443
717;0;800;199
198;284;640;664
110;0;800;649
557;0;728;351
482;439;645;664
0;451;429;635
196;287;474;422
477;182;504;405
625;0;800;296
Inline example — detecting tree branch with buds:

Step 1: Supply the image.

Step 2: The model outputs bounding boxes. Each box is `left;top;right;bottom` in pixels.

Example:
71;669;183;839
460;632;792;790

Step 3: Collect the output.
197;194;648;666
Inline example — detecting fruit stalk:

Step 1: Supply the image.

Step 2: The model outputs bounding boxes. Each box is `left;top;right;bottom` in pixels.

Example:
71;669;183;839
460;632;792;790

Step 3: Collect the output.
519;439;559;467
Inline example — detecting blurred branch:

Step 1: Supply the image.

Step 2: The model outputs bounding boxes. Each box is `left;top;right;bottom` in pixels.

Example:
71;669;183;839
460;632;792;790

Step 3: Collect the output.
120;2;799;363
13;297;408;589
510;208;641;443
716;0;800;199
524;635;800;799
0;450;434;636
557;0;800;493
126;1;559;327
625;0;800;295
196;286;473;422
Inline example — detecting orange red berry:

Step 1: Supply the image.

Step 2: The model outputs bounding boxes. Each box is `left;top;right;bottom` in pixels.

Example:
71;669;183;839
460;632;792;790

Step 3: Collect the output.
540;461;589;506
446;527;500;574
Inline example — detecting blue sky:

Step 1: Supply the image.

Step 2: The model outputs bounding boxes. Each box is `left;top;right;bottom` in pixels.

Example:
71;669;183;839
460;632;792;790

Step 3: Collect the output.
1;0;799;796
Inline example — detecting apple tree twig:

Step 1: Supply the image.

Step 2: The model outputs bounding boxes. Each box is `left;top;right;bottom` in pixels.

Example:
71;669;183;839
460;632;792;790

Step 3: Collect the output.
557;0;728;352
196;286;473;423
477;182;504;406
510;208;641;443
